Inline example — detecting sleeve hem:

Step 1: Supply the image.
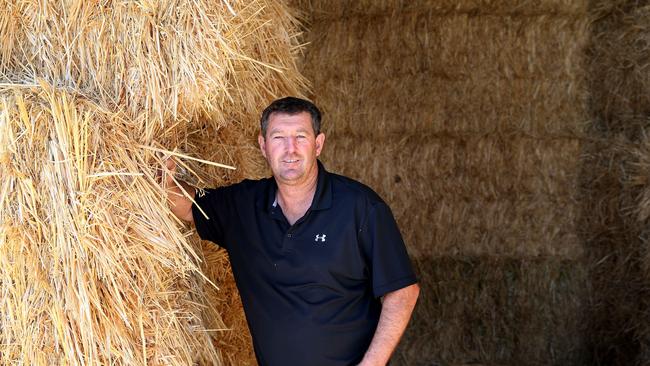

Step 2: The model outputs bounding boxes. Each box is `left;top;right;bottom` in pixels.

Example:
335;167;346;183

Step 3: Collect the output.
373;275;418;298
191;202;210;241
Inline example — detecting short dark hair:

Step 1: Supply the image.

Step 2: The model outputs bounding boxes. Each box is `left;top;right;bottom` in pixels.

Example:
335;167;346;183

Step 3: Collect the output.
260;97;321;137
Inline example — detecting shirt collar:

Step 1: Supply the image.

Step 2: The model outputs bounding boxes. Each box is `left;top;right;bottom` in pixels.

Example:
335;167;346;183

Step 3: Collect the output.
260;160;332;213
310;160;332;211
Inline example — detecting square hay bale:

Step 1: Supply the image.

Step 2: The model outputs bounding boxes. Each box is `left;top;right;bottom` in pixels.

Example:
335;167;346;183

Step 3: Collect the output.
582;2;650;364
291;0;588;20
323;135;582;258
313;77;587;137
293;0;592;364
392;256;590;366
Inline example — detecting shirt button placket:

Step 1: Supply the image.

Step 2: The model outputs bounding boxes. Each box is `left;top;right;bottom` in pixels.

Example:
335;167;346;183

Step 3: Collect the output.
282;231;293;252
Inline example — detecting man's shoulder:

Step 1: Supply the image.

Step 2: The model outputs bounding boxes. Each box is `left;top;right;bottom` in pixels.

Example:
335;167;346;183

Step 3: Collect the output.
232;176;273;190
203;176;272;199
327;171;384;207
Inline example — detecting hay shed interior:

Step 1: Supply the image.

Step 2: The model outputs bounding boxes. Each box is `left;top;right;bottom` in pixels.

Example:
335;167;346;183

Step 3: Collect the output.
1;0;649;365
290;0;650;365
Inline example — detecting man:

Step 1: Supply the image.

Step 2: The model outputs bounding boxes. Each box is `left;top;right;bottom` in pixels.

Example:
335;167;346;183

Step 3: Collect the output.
165;97;419;366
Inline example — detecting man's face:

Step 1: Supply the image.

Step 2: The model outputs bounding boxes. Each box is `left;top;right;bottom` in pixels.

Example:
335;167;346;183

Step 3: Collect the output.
258;111;325;186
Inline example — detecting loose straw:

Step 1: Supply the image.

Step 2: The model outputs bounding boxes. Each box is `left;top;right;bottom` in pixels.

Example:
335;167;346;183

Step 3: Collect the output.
138;145;237;170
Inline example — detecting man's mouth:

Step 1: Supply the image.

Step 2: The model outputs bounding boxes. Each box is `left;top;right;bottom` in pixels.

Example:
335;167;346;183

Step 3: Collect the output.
283;159;299;163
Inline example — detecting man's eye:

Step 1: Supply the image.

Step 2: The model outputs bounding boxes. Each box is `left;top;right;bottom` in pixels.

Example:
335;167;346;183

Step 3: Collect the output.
297;135;306;139
273;136;283;139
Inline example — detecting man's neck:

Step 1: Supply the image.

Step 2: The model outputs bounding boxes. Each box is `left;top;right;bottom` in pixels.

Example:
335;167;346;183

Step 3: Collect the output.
276;168;319;225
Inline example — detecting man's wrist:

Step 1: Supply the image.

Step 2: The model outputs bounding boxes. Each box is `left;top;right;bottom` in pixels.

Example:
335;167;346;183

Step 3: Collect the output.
357;353;388;366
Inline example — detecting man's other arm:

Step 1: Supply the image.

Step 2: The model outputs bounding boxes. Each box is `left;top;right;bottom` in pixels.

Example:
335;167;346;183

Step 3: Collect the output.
164;158;196;223
358;283;420;366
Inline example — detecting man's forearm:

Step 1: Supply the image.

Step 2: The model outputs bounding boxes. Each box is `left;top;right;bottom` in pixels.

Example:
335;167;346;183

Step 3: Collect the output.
359;283;420;366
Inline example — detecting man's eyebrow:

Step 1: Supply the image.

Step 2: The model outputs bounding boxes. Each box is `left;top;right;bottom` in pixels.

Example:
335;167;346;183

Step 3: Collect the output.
269;128;311;135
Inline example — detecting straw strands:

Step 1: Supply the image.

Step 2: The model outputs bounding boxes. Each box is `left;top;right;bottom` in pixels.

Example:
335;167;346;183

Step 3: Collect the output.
325;134;582;258
315;77;586;138
304;5;590;258
292;0;588;18
303;11;589;139
0;84;219;364
579;138;650;366
587;1;650;133
200;241;255;366
0;0;307;140
1;0;307;364
581;2;650;364
304;14;587;80
397;256;589;366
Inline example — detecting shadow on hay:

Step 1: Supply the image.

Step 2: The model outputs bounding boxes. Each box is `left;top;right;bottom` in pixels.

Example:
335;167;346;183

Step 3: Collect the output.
580;0;650;365
392;256;591;366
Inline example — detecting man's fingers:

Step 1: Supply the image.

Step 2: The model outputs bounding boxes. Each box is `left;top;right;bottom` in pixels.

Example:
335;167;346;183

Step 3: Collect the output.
165;157;176;171
163;158;177;187
155;154;177;187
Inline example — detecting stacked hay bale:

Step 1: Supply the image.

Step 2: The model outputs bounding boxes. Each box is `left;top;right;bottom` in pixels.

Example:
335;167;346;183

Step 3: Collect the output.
582;1;650;364
0;1;305;364
293;1;591;364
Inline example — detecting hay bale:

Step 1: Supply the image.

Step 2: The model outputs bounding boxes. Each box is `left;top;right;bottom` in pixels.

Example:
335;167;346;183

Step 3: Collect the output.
578;137;648;366
291;0;587;19
303;14;587;79
392;256;590;366
1;1;308;364
0;84;220;364
301;11;588;138
587;2;650;134
200;242;256;366
313;77;586;138
582;2;650;363
294;0;591;364
323;134;582;257
0;0;307;132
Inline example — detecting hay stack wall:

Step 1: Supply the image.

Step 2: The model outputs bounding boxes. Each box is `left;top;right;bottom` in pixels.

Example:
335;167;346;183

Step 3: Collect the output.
0;85;223;365
582;1;650;365
0;1;306;364
293;1;591;364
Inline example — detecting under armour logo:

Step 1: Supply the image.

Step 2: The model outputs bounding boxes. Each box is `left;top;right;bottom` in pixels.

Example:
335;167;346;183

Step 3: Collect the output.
315;234;327;242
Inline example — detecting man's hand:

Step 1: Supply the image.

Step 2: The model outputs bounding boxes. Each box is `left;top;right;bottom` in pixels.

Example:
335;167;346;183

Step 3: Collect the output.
155;155;177;187
163;157;177;188
160;157;196;223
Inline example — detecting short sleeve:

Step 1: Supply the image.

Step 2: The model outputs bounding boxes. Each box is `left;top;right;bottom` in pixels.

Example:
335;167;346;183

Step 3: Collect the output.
192;187;231;249
359;201;417;298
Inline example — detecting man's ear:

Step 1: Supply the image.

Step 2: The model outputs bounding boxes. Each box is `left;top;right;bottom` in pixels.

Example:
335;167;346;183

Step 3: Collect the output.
315;133;325;157
258;134;267;159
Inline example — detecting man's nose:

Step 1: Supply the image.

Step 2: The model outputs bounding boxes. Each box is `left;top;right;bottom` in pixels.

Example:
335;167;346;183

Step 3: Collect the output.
285;137;297;152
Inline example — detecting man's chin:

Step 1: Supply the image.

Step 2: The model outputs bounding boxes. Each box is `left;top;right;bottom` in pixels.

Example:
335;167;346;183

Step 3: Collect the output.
276;169;305;183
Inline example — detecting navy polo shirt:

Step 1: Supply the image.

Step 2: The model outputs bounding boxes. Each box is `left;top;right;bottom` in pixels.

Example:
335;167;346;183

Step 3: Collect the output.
192;161;416;366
